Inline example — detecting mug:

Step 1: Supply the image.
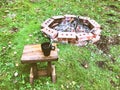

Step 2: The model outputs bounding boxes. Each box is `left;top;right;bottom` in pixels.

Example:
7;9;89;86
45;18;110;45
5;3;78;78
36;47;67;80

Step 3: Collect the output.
41;42;55;56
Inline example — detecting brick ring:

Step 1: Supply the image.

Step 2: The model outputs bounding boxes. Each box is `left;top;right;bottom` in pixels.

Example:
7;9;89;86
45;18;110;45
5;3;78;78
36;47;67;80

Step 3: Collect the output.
41;15;101;46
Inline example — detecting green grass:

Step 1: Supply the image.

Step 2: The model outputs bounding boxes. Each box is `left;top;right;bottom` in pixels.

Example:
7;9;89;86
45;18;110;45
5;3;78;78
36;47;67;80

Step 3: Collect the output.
0;0;120;90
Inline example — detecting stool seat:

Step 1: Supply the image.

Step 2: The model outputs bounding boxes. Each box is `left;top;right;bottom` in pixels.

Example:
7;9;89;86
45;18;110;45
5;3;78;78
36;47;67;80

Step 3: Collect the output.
21;44;58;63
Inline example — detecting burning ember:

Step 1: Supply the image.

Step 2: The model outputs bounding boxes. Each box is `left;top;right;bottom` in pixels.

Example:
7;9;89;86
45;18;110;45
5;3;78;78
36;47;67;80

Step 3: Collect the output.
41;15;101;46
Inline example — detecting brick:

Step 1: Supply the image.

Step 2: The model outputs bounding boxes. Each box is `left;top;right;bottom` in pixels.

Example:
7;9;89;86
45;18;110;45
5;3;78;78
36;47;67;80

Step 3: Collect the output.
76;33;94;41
88;19;101;28
75;41;88;46
91;35;100;43
64;14;77;18
57;32;76;44
79;16;90;20
52;38;58;42
58;32;76;39
59;40;68;44
41;27;58;39
68;39;76;44
41;18;54;28
52;16;64;20
91;28;102;35
57;37;68;44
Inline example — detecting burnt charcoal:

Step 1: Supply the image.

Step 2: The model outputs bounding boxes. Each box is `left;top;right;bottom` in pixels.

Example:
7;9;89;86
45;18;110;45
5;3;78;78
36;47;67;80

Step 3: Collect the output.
53;17;90;33
83;25;91;33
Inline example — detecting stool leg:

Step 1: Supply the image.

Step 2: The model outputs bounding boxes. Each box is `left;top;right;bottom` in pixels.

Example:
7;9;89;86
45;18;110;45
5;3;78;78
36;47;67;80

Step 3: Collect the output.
32;63;38;78
51;65;56;83
47;62;52;76
30;67;34;84
30;63;38;84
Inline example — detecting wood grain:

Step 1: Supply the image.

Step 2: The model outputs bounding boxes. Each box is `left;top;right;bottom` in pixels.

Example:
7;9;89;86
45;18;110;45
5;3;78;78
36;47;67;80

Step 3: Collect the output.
21;44;58;63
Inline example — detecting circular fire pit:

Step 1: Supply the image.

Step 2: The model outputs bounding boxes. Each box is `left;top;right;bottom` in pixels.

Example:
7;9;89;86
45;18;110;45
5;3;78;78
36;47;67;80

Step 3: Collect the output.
41;15;101;46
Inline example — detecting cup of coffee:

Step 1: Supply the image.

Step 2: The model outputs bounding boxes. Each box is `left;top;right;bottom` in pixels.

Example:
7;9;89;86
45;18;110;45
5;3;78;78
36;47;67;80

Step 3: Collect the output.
41;42;55;56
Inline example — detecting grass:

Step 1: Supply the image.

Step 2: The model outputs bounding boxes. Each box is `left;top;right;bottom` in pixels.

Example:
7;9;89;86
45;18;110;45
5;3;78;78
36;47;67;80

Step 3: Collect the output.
0;0;120;90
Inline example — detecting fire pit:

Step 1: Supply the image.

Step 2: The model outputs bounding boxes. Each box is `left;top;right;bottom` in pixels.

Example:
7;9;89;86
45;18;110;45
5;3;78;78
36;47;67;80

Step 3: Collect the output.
41;15;101;46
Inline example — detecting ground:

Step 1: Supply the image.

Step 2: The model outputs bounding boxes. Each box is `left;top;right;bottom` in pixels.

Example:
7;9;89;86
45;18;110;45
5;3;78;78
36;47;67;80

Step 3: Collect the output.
0;0;120;90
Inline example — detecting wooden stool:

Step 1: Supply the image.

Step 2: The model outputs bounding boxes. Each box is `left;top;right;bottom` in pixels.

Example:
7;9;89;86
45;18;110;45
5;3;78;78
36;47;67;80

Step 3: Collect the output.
21;44;58;84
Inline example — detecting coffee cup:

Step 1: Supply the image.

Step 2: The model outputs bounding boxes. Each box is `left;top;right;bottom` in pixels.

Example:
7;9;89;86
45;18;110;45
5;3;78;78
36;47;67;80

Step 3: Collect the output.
41;42;55;56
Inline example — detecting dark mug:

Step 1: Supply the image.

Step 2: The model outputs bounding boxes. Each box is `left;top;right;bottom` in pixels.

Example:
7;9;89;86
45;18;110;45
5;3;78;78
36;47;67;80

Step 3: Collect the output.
41;42;55;56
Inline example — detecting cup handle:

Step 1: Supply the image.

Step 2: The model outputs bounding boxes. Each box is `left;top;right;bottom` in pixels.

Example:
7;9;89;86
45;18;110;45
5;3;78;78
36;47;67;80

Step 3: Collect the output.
51;46;55;50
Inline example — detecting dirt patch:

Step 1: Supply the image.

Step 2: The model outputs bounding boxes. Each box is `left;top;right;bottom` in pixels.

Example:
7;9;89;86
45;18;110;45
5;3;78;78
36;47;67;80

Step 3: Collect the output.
95;61;107;68
94;35;109;54
94;35;120;63
95;35;120;54
110;79;118;87
106;13;116;17
107;4;120;12
109;36;120;45
106;20;118;24
108;5;118;10
10;27;19;33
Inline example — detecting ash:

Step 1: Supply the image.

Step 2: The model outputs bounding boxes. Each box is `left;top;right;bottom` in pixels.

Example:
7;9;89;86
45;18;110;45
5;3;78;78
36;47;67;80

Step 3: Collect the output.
53;17;90;33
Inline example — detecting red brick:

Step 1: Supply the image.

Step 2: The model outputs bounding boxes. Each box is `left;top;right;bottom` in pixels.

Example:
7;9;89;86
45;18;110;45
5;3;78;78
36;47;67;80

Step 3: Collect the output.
52;16;64;20
91;28;101;35
76;33;94;41
41;27;58;39
41;18;54;28
88;19;101;28
91;35;100;43
64;14;77;18
58;32;76;39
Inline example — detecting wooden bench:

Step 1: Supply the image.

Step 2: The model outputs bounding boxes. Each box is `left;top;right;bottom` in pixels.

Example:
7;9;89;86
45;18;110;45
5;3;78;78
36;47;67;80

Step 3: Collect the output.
21;44;58;84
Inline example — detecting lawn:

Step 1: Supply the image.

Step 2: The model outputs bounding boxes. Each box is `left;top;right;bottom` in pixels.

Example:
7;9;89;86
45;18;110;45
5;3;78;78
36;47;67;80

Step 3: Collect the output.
0;0;120;90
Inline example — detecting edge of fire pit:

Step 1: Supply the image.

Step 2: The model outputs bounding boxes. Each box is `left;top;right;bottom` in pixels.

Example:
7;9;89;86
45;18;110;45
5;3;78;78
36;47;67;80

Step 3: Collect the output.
41;15;101;46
